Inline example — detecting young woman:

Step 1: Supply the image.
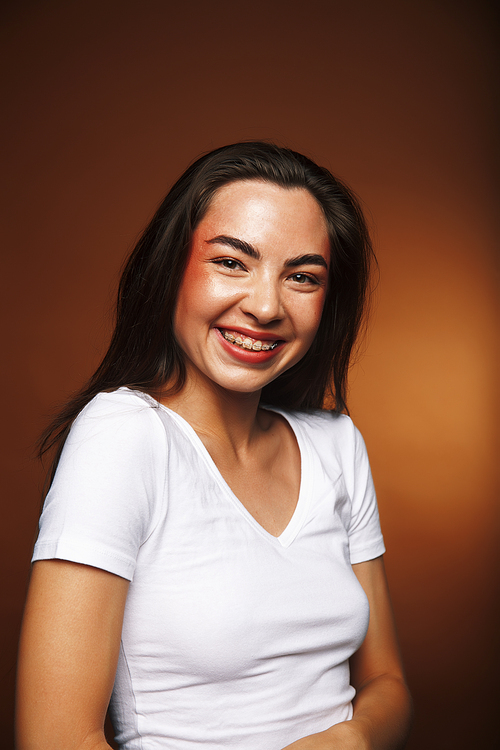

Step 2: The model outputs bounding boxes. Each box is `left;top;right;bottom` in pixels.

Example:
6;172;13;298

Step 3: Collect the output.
16;142;412;750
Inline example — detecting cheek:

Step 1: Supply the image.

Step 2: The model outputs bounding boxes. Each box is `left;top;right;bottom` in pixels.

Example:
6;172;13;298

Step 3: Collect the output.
174;266;201;345
175;262;213;325
175;262;240;334
302;293;327;340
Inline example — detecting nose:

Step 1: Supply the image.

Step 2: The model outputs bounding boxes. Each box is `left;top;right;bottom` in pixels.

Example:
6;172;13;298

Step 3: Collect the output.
240;275;284;325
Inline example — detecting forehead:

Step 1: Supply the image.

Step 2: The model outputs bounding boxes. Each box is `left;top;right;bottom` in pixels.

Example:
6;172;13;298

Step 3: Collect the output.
197;179;329;250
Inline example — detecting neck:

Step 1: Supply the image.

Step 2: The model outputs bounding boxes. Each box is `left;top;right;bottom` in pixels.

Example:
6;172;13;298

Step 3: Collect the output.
159;371;265;457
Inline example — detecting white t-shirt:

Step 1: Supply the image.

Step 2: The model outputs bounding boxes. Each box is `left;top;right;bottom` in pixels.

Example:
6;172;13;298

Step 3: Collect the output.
33;387;385;750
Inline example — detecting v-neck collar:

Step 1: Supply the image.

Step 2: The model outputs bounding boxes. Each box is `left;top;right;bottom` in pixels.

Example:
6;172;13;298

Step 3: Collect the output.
157;402;314;548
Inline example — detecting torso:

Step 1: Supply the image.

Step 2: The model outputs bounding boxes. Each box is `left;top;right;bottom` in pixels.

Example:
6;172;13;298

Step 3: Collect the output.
34;388;385;750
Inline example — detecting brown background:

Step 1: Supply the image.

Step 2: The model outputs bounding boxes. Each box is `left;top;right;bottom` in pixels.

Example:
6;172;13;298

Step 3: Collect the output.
1;1;498;748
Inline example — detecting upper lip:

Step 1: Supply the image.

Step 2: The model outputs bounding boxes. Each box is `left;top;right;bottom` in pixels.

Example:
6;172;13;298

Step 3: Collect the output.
216;326;285;342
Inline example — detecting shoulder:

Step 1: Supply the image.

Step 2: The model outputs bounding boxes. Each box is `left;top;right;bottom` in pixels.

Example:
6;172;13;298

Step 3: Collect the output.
70;387;163;438
59;388;168;473
37;389;169;578
49;388;170;516
76;387;158;422
274;407;360;453
273;407;372;489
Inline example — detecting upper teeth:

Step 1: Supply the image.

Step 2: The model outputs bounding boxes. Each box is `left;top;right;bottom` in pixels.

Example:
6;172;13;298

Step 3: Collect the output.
221;330;278;351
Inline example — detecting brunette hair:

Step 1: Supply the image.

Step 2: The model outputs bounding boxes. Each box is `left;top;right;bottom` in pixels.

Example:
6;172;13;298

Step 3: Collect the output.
39;141;375;480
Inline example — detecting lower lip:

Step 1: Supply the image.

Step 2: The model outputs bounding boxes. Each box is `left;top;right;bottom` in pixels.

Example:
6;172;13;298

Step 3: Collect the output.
214;328;285;364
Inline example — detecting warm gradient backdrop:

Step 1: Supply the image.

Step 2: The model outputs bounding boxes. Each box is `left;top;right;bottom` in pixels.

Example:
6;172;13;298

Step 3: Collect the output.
2;1;498;748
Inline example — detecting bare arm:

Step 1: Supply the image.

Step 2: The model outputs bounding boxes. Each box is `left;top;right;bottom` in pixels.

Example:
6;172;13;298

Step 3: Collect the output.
16;559;129;750
281;556;412;750
346;557;412;748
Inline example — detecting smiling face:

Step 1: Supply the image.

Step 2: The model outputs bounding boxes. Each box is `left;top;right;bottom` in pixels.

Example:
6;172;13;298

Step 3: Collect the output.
173;179;330;397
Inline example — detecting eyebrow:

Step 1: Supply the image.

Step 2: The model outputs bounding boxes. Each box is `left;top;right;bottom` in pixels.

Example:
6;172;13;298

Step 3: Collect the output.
285;253;328;269
206;235;260;259
206;235;328;269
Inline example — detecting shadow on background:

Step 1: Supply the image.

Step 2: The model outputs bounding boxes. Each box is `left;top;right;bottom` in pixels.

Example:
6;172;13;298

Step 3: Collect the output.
1;1;498;747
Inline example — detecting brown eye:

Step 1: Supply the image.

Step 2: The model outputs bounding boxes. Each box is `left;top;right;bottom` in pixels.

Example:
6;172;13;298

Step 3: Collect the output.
213;258;245;271
290;273;316;285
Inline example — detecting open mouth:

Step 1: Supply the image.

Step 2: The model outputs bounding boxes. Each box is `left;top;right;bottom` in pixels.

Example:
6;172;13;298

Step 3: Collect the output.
218;328;281;352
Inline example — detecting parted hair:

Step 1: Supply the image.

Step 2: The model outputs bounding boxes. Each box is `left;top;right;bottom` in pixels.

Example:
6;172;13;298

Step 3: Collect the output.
39;142;375;482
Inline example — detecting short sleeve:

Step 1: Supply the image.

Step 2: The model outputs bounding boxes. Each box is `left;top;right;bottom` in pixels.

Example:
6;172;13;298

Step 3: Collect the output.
32;391;167;581
343;421;385;564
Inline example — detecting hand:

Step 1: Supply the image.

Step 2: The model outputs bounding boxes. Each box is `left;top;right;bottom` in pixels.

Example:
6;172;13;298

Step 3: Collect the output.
281;720;369;750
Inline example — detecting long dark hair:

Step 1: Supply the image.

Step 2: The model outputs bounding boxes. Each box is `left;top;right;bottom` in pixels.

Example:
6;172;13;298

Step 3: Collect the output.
39;141;375;483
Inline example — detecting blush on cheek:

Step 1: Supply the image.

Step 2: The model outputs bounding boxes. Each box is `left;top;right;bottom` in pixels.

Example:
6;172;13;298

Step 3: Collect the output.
175;259;208;322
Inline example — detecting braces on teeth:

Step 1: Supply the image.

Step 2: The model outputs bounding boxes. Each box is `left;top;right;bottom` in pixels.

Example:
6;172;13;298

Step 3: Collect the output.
221;330;279;351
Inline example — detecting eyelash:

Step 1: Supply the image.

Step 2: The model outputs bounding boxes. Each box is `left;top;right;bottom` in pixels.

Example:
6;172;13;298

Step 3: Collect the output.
212;258;320;286
288;272;319;286
213;257;246;271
